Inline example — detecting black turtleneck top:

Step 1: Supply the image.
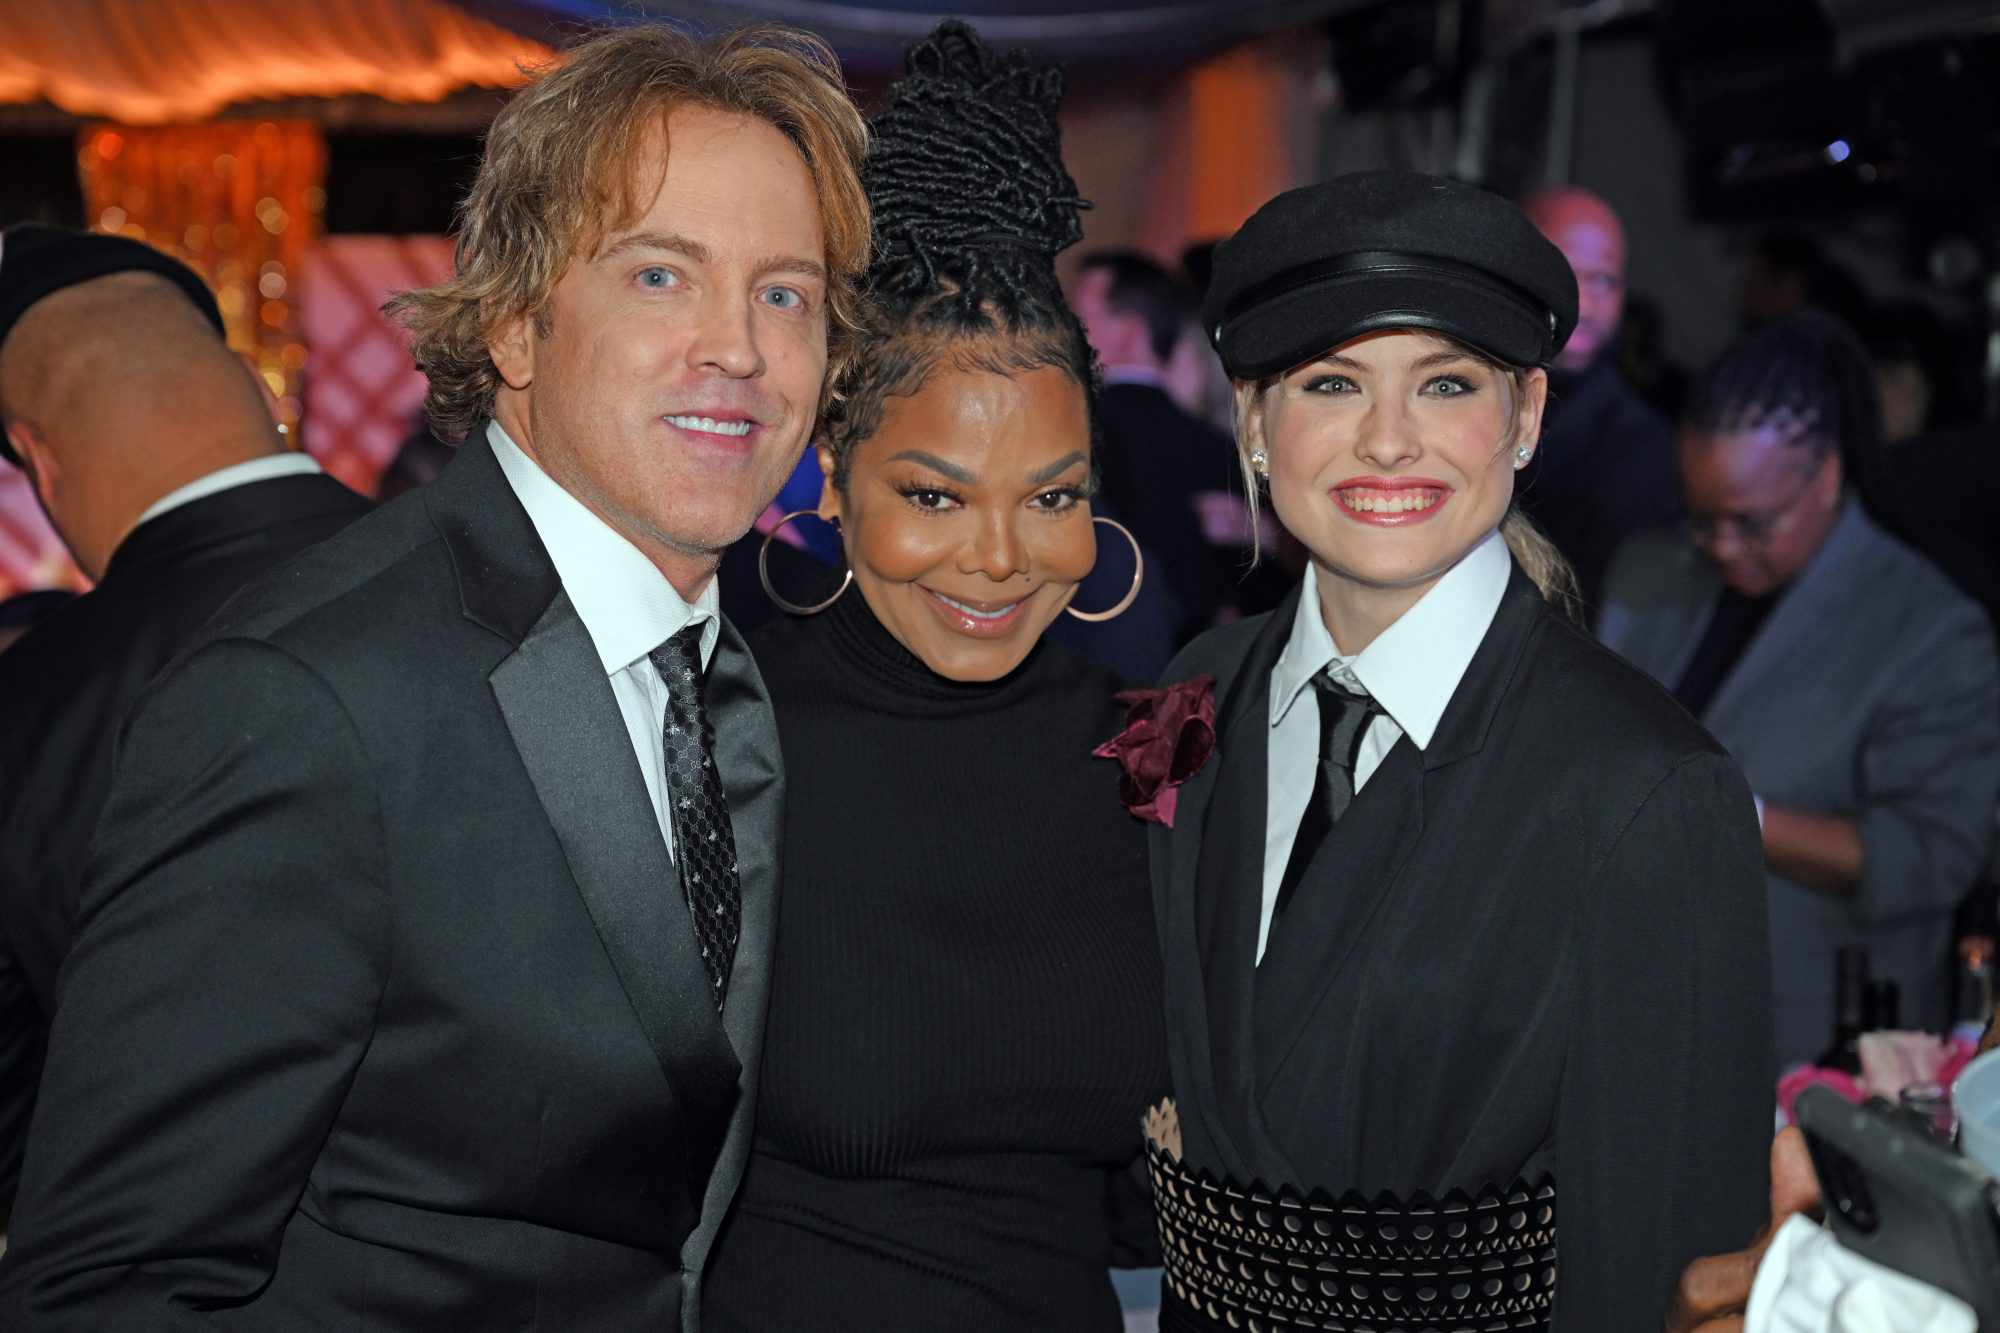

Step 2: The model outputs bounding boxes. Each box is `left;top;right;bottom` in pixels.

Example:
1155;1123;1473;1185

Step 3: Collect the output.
704;590;1168;1332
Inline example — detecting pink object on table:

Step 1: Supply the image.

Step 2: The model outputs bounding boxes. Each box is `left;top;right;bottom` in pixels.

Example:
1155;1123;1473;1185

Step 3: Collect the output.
1775;1033;1980;1127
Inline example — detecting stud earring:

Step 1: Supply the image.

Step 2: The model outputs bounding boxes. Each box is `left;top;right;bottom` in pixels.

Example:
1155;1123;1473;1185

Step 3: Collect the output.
1514;444;1533;470
1249;448;1268;476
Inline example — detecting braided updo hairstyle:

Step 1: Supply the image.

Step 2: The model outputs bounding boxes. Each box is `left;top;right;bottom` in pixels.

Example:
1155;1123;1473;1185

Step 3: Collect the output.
1684;310;1883;486
820;20;1097;487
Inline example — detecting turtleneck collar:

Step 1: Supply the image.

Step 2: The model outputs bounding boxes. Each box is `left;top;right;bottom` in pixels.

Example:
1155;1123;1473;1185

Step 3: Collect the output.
818;582;1052;710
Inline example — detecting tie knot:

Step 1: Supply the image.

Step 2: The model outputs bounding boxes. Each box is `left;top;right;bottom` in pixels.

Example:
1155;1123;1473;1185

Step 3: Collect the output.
650;623;706;681
1311;669;1374;710
648;620;712;696
1311;669;1381;772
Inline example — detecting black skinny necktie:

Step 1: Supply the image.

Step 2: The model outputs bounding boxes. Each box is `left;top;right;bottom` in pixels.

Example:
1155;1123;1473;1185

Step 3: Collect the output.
1274;672;1384;919
649;625;742;1011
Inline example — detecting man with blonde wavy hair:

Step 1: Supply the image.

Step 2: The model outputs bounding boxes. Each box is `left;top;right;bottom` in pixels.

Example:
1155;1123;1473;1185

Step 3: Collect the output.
1;22;868;1332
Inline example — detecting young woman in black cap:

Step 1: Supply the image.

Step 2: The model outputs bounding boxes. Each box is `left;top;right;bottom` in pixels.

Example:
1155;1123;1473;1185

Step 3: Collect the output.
1125;172;1775;1330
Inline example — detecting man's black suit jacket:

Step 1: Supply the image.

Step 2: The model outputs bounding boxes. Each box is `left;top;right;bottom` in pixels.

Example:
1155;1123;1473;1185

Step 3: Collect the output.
0;433;784;1332
0;470;369;1216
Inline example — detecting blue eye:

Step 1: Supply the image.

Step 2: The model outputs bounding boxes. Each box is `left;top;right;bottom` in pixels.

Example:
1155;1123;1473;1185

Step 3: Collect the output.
1303;374;1356;395
1425;375;1476;397
761;286;804;311
637;267;678;290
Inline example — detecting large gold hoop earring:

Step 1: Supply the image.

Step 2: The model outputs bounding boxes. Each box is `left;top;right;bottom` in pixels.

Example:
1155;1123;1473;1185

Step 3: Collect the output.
759;510;851;616
1065;516;1144;623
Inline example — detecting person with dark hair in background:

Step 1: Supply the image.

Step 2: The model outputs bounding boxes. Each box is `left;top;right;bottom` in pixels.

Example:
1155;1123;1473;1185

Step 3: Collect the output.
1599;311;2000;1067
702;26;1166;1330
1857;301;2000;626
1514;187;1681;611
1740;231;1869;332
1137;170;1772;1330
1072;249;1242;641
0;227;369;1222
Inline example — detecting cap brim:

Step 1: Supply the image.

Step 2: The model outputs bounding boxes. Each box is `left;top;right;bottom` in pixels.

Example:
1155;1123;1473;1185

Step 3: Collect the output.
1218;270;1552;379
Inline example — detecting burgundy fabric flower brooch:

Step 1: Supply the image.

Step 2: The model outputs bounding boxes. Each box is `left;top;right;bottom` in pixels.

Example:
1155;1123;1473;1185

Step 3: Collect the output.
1093;675;1217;827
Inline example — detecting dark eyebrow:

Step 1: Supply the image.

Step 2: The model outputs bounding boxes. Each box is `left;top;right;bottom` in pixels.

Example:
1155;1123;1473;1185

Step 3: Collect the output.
1027;451;1089;485
597;230;711;264
884;450;976;484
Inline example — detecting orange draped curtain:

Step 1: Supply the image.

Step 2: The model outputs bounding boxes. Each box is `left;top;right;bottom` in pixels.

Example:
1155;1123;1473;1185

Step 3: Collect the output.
0;0;549;124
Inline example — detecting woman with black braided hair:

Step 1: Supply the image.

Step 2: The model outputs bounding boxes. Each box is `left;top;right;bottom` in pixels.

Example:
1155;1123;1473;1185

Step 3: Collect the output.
701;23;1167;1331
1601;310;2000;1067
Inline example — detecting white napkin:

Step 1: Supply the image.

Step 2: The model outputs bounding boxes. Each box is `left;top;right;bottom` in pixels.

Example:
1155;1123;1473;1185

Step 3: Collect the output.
1746;1215;1976;1333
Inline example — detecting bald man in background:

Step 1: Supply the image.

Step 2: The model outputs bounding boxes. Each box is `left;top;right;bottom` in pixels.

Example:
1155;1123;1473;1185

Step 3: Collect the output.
1515;187;1681;610
0;226;368;1221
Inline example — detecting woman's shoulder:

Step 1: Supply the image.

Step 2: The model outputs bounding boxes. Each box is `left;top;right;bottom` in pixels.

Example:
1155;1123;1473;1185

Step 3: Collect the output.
1162;606;1289;688
1518;604;1730;775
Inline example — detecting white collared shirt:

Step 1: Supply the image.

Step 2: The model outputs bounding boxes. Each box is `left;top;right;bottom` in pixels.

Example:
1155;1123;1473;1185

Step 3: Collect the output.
488;421;719;861
134;452;323;529
1258;527;1511;961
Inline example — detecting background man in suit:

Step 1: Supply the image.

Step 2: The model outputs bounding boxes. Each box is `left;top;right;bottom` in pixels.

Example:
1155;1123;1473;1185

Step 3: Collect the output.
0;23;869;1331
1071;250;1241;641
1514;187;1681;612
0;228;370;1222
1599;313;2000;1066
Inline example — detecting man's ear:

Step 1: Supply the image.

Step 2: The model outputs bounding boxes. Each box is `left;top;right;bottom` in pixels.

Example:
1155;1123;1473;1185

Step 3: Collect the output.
6;418;57;510
488;310;537;391
814;445;842;523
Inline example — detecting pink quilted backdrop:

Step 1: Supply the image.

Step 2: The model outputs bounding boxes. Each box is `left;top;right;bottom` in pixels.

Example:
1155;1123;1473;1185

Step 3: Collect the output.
297;234;455;496
0;472;84;601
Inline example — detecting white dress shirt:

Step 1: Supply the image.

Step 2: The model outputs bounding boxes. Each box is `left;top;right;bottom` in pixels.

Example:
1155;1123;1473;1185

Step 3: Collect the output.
489;421;719;861
134;452;323;529
1258;527;1511;961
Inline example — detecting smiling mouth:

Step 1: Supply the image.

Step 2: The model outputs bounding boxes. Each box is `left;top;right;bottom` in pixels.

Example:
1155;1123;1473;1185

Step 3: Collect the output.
920;586;1030;636
664;414;755;438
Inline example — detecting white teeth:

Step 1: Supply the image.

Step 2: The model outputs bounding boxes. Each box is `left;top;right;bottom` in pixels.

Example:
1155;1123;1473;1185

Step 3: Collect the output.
936;592;1018;620
1341;490;1437;513
666;414;753;437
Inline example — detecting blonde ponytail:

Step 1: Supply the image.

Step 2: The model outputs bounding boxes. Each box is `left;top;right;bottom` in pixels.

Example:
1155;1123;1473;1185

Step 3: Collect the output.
1500;507;1581;620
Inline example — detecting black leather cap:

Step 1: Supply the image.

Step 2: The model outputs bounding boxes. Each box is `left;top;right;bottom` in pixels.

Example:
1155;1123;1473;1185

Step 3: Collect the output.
0;224;227;465
1203;171;1578;379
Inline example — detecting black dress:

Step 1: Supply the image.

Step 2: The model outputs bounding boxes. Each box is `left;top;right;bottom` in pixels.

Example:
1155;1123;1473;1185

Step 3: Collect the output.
1145;568;1773;1332
705;590;1169;1331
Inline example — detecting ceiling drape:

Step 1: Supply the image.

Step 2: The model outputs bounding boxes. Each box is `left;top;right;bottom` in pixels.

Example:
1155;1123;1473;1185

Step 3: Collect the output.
0;0;551;124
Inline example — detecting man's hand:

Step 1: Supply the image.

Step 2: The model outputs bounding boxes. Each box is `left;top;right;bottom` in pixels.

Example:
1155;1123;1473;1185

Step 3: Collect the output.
1664;1127;1821;1331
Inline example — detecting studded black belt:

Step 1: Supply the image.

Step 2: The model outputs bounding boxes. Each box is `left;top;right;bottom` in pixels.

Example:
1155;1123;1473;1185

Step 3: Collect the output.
1143;1099;1558;1332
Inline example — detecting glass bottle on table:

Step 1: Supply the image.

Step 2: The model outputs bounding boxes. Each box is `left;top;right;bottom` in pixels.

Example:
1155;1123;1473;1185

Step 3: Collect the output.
1817;945;1869;1074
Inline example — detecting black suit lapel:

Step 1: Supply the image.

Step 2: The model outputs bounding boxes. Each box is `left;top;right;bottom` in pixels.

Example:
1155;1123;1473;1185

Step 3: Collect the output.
1253;737;1424;1090
704;616;781;1054
490;592;742;1149
436;427;741;1157
1165;591;1293;1181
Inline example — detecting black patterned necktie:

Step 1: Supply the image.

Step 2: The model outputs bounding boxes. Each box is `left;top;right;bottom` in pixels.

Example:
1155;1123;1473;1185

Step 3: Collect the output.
649;624;741;1011
1273;671;1385;920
